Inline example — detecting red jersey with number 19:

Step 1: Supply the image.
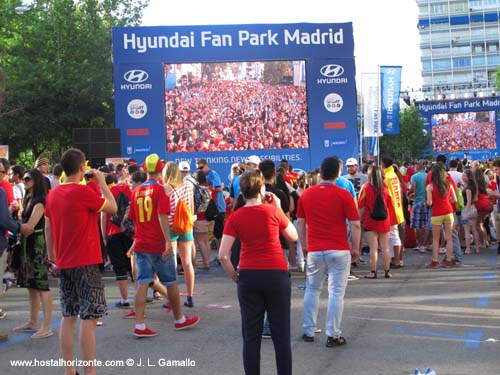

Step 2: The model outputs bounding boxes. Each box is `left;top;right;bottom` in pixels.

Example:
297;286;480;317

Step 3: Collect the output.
129;179;170;253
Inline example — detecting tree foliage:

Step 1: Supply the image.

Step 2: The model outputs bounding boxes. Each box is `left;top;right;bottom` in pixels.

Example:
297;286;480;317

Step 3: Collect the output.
379;105;432;162
495;66;500;91
0;0;149;160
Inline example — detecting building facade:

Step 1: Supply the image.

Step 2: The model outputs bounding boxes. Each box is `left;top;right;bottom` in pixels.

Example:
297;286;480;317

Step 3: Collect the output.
418;0;500;99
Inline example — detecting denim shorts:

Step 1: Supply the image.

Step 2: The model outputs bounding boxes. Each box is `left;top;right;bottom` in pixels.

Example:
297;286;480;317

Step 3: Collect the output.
134;251;177;287
169;228;194;242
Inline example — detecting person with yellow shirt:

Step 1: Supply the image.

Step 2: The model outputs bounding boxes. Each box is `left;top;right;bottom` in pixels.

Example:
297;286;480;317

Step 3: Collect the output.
381;156;405;268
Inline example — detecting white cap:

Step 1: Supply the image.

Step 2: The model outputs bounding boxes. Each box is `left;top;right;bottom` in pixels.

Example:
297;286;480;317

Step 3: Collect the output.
245;155;261;165
346;157;358;166
179;161;191;172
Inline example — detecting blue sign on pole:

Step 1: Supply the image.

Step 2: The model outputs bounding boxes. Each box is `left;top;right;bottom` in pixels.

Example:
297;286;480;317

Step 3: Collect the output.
380;66;402;135
112;23;358;183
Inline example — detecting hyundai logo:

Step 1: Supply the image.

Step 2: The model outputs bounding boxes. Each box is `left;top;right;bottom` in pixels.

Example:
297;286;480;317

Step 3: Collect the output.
124;70;149;83
320;64;345;78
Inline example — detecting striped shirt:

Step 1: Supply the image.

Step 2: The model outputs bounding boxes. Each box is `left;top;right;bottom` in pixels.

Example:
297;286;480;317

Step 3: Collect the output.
167;184;193;226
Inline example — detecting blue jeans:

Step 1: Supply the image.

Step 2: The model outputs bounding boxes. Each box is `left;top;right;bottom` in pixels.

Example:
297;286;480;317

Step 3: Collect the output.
303;250;351;338
452;213;462;262
135;252;177;287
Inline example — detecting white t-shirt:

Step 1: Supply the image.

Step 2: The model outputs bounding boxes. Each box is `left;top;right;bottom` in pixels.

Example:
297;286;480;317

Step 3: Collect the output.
448;170;463;188
13;182;25;202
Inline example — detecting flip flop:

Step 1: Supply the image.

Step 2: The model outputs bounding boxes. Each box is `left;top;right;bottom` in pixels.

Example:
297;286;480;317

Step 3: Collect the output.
13;324;37;333
31;331;54;339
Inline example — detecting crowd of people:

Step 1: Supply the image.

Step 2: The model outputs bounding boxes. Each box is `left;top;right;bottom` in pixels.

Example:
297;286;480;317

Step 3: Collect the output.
432;112;496;152
1;150;499;374
165;79;309;153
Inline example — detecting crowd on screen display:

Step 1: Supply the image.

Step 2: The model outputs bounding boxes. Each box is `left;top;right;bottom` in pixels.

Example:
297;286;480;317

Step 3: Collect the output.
165;79;309;153
432;119;496;152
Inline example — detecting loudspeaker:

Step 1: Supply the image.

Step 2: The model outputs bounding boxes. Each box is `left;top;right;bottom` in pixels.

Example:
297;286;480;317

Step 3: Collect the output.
73;128;121;159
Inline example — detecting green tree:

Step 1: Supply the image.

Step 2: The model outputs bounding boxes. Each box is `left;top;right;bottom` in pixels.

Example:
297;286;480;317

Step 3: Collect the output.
379;105;432;162
0;0;149;160
262;61;291;85
495;66;500;90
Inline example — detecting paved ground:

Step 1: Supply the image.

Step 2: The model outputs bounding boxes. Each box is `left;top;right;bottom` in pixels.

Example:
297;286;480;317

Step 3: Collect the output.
0;246;498;375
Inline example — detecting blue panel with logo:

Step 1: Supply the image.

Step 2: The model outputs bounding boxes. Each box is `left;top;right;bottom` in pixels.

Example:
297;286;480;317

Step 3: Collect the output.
112;23;357;183
306;58;359;167
113;63;166;159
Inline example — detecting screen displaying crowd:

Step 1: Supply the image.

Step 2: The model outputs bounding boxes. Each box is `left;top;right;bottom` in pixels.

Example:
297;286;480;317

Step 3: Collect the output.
431;111;497;152
164;61;309;153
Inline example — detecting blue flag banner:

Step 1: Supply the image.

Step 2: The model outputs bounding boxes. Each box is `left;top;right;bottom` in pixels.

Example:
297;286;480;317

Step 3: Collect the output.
380;66;402;135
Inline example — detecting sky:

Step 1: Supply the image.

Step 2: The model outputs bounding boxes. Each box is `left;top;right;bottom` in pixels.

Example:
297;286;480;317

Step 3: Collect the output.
141;0;423;92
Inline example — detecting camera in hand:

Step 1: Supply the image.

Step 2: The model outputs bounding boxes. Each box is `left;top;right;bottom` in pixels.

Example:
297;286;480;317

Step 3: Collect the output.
84;170;94;179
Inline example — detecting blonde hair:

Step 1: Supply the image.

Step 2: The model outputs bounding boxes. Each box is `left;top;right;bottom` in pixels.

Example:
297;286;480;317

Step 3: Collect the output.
163;161;183;188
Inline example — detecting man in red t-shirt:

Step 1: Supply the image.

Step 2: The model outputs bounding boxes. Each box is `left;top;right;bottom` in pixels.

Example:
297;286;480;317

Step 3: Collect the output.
297;156;360;347
45;148;117;375
129;153;199;338
101;174;133;309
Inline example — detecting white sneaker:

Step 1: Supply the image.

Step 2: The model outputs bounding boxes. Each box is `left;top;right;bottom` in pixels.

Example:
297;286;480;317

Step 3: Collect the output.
3;272;15;280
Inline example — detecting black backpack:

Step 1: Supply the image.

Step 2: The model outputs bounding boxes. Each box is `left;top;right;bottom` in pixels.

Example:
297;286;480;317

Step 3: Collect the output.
370;190;388;221
110;192;130;227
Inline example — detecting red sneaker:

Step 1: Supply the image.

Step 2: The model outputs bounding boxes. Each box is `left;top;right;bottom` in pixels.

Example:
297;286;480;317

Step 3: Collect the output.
133;327;158;338
123;311;136;319
426;261;439;269
440;260;452;268
174;315;200;330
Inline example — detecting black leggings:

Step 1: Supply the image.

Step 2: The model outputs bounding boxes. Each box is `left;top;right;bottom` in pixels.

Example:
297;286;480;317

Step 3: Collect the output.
237;270;291;375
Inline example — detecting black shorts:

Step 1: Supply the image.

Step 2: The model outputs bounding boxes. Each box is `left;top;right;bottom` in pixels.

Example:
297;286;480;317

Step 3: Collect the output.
213;212;226;239
106;232;133;280
59;264;107;320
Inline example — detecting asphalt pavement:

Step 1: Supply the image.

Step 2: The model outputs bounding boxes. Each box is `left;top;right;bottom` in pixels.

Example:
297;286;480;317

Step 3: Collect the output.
0;246;498;375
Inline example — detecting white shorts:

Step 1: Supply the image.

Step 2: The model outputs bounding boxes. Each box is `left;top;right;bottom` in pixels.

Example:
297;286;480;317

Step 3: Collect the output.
388;225;401;248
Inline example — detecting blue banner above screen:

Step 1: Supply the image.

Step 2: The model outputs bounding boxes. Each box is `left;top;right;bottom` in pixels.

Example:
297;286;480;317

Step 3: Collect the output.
113;23;358;184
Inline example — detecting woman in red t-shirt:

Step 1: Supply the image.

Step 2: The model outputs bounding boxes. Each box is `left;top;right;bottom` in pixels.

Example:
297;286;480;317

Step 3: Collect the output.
358;166;393;279
218;170;297;375
474;168;492;247
426;164;456;268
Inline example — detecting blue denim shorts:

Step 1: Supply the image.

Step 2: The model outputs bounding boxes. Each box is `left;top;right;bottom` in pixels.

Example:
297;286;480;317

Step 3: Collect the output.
169;228;194;242
134;251;177;287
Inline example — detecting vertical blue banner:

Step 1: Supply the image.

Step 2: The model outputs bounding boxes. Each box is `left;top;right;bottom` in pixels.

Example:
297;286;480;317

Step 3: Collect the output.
380;66;402;135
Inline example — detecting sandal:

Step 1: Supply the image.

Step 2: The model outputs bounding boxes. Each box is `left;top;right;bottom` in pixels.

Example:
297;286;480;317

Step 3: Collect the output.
153;291;163;300
364;271;377;279
13;322;37;332
31;330;54;339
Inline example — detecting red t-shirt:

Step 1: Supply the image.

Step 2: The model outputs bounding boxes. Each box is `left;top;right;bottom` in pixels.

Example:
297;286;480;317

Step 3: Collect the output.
0;180;14;206
426;171;457;213
129;180;170;253
223;205;289;271
358;183;392;233
430;183;453;217
45;183;105;269
296;183;359;252
106;183;132;237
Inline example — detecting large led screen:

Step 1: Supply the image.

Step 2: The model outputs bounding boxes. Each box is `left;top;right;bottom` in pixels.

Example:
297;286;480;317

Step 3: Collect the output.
431;111;496;152
164;61;309;154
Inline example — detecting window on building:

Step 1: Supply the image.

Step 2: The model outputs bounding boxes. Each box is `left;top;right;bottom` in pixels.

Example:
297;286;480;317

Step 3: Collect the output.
430;3;448;14
453;57;471;68
487;43;499;52
434;59;452;70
